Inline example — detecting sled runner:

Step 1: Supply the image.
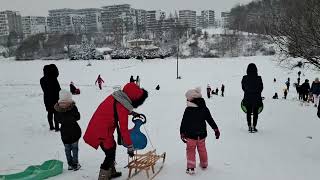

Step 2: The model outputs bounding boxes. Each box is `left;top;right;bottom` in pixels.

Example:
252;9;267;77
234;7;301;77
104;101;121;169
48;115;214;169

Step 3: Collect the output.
125;114;166;180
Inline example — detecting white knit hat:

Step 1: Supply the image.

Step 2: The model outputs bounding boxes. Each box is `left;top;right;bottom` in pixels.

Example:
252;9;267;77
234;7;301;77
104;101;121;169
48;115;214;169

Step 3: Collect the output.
185;87;202;101
59;89;73;102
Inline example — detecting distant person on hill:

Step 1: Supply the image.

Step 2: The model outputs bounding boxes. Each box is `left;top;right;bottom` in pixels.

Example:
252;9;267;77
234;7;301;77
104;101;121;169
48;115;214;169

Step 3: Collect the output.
283;88;288;99
206;84;211;99
136;76;140;87
180;87;220;175
40;64;61;131
221;84;225;97
272;93;279;99
54;90;81;171
298;71;301;78
297;77;301;86
311;78;320;107
300;79;311;102
70;82;80;95
285;78;290;91
95;74;105;90
241;63;263;133
129;76;135;83
155;84;160;90
274;78;276;83
215;88;219;95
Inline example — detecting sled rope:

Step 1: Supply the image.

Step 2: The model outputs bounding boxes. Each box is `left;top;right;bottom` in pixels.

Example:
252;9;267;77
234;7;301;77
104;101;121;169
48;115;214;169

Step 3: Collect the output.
143;124;154;150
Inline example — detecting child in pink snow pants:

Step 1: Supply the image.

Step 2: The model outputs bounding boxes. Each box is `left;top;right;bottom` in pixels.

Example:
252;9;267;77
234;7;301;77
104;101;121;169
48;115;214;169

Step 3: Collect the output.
180;87;220;174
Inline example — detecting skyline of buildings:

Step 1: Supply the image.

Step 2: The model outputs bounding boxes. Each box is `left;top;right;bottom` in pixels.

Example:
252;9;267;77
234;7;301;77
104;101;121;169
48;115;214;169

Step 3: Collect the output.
0;4;223;40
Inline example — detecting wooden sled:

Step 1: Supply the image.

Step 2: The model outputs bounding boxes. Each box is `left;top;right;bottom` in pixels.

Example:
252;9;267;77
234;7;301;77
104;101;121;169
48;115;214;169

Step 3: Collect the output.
127;149;166;180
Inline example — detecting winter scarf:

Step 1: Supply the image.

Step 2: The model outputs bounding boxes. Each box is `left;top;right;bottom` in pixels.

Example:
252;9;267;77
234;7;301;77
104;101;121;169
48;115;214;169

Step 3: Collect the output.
112;90;134;112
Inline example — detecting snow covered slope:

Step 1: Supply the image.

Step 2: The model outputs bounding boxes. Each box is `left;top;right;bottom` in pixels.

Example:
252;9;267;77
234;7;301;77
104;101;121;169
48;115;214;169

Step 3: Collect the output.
0;56;320;180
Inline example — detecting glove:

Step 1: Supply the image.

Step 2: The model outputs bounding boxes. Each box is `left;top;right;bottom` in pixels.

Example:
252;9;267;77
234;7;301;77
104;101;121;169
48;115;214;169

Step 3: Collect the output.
214;129;220;139
180;134;187;143
127;145;135;157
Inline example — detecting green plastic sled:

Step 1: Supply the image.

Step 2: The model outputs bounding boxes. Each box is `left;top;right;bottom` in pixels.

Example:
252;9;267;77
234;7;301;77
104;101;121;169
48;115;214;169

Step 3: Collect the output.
241;100;264;114
0;160;63;180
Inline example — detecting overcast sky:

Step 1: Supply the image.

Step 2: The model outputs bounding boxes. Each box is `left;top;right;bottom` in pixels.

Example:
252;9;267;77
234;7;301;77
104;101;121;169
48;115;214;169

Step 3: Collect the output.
0;0;252;18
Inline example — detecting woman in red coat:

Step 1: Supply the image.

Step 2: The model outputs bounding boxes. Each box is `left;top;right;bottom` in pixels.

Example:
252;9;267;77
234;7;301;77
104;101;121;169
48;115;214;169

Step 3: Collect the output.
83;82;148;180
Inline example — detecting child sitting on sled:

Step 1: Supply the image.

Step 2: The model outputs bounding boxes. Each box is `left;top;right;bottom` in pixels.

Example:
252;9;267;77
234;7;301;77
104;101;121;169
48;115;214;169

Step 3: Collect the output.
180;87;220;175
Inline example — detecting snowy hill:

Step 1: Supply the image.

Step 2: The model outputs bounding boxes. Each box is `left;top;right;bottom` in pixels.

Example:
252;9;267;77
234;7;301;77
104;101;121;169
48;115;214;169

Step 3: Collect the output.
0;56;320;180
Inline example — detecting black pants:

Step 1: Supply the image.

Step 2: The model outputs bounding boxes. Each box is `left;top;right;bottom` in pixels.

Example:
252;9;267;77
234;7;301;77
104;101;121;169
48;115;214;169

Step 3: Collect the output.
207;91;211;98
47;111;59;130
100;145;116;170
302;93;309;102
245;104;259;127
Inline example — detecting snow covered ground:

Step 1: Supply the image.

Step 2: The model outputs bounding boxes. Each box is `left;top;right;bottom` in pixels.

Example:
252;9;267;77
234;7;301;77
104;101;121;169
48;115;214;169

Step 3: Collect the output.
0;56;320;180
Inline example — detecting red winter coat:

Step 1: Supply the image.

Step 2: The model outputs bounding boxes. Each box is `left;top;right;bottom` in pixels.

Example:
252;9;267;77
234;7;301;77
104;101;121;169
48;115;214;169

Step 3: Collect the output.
83;83;143;150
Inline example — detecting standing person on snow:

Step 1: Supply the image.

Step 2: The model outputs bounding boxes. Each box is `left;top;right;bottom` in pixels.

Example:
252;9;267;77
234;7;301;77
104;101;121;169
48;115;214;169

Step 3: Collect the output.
83;82;148;180
300;79;311;102
241;63;263;133
54;90;81;171
95;74;105;90
311;78;320;107
40;64;61;131
206;84;211;99
285;78;290;91
129;75;135;83
221;84;225;97
180;87;220;175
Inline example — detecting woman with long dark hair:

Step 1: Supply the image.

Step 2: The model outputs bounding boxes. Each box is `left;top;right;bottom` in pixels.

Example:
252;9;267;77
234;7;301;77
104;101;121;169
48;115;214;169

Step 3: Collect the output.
241;63;263;133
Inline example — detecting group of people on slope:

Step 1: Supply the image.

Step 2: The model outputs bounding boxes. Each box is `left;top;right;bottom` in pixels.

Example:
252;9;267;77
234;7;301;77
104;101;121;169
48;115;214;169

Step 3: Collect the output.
206;84;225;98
40;64;82;170
38;63;268;179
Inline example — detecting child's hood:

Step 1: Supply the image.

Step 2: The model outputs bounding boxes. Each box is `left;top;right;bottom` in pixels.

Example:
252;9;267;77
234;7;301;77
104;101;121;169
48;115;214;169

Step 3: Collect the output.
54;101;76;112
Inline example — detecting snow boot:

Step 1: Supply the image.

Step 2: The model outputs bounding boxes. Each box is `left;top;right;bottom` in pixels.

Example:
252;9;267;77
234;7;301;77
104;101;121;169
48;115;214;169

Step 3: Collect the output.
253;127;258;133
68;165;73;170
73;163;81;171
186;168;195;175
248;126;253;133
98;168;111;180
110;166;122;178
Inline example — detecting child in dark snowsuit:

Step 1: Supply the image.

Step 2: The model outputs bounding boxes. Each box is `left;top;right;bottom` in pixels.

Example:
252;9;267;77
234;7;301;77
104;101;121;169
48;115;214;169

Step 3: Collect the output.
54;90;82;171
70;82;80;95
180;87;220;175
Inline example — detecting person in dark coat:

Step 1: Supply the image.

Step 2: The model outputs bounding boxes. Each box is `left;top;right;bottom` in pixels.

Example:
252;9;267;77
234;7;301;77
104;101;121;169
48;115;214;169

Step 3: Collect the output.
221;84;225;97
155;84;160;90
70;82;80;95
285;78;290;91
54;89;81;171
272;93;279;99
180;87;220;174
241;63;263;132
83;83;148;180
129;76;135;83
206;84;211;98
283;88;288;99
40;64;61;131
311;78;320;107
300;79;311;102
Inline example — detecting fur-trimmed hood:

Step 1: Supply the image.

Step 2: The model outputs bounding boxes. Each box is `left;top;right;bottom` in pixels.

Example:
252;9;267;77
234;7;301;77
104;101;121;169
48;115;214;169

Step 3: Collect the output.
54;101;76;112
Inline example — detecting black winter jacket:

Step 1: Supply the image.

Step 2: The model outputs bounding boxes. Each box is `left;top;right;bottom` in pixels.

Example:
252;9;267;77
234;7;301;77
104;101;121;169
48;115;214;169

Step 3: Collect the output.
40;64;61;111
54;102;81;144
311;82;320;95
180;98;218;140
300;82;310;94
241;75;263;107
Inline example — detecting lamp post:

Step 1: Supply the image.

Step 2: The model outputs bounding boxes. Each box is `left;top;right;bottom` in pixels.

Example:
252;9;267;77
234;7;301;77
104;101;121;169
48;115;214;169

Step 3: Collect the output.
176;37;180;79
